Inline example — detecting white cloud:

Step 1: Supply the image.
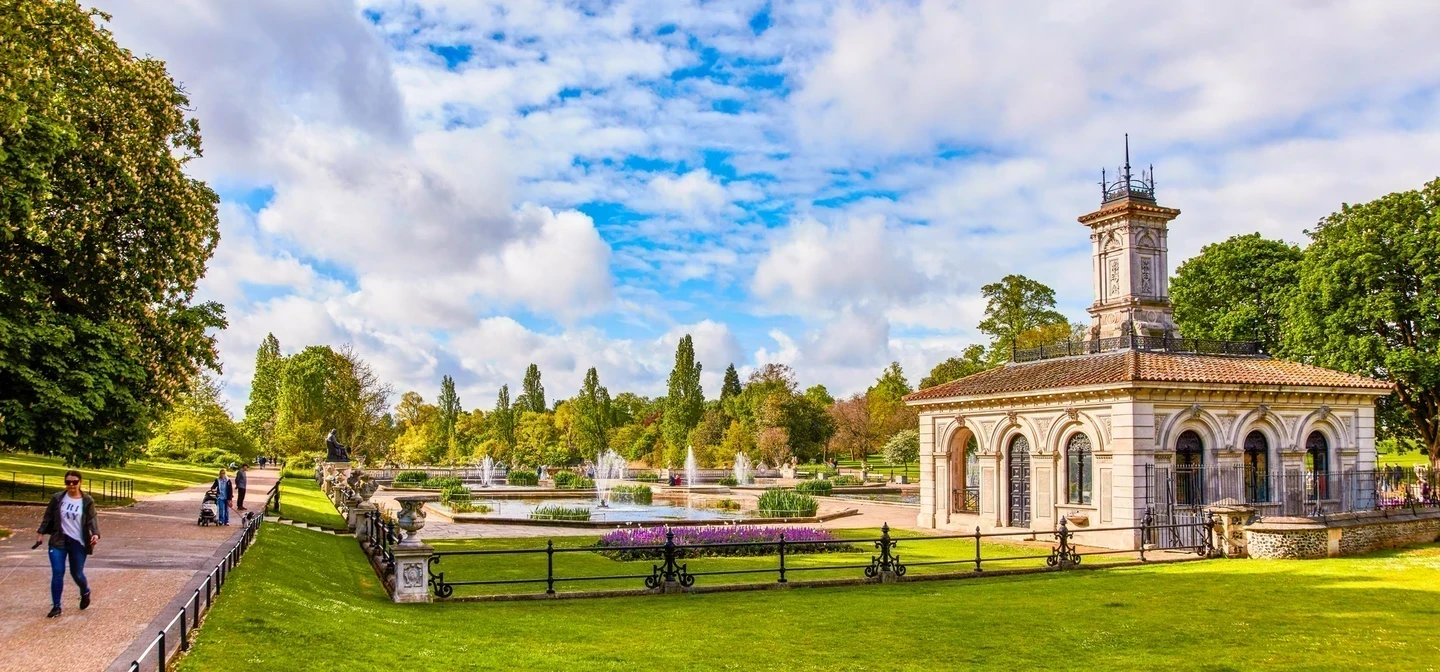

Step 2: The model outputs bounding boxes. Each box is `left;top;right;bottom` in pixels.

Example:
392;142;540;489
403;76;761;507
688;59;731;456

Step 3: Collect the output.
648;169;729;213
752;215;927;311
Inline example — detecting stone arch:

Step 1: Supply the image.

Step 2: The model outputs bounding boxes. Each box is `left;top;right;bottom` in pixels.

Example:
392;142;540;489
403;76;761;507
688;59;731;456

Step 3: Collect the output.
1234;411;1286;464
1159;407;1225;460
1294;410;1348;453
943;419;982;515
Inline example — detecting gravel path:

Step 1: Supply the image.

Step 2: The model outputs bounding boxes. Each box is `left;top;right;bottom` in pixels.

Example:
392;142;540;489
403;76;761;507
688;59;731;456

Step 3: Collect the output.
0;468;277;672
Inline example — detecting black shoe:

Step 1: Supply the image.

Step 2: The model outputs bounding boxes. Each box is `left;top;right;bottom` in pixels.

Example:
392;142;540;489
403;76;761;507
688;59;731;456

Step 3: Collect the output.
80;593;91;610
46;606;61;618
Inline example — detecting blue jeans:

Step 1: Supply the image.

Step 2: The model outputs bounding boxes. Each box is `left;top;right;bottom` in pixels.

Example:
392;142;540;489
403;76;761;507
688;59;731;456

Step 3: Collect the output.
218;499;230;525
48;536;90;608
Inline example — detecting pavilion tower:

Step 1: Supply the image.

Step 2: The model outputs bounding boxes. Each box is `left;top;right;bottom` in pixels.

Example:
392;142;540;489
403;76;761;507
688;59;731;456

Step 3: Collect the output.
1079;136;1181;340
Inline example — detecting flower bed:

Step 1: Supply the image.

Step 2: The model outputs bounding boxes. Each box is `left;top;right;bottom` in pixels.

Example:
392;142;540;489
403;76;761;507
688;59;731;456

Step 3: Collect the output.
594;526;851;560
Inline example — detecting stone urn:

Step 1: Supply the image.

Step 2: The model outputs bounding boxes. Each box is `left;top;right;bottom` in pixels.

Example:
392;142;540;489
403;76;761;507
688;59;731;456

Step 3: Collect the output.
395;497;428;547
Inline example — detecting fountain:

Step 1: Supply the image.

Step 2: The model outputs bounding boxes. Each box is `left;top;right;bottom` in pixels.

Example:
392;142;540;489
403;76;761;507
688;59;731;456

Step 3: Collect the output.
593;449;628;507
479;455;496;488
685;446;699;488
733;452;753;485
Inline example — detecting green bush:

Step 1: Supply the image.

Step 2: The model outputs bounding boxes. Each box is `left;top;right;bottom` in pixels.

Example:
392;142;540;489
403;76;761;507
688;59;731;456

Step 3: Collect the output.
447;499;492;514
634;472;660;483
507;471;539;486
422;476;463;489
530;504;591;521
440;484;471;505
708;498;742;511
757;489;817;517
717;476;739;486
831;475;863;486
279;461;315;479
190;448;243;469
392;470;428;485
795;479;833;496
553;471;594;489
609;485;652;504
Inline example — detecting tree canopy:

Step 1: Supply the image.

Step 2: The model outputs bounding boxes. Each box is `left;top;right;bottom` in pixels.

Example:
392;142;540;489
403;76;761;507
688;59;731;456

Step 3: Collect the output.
977;274;1068;362
0;1;225;466
1283;178;1440;469
1172;233;1303;351
919;344;990;389
661;335;705;462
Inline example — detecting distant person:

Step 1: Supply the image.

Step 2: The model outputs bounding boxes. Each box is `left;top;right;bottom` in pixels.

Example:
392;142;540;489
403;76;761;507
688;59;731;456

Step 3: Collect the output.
212;468;235;526
36;470;99;618
234;464;248;511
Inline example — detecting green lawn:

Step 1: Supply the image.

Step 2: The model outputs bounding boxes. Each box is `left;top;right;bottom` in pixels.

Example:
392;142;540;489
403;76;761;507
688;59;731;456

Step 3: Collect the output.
275;477;348;530
1378;450;1430;468
0;452;218;505
177;523;1440;671
833;457;920;481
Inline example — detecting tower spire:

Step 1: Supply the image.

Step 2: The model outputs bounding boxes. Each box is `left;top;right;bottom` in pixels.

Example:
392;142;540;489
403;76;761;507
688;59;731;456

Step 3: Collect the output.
1123;133;1132;183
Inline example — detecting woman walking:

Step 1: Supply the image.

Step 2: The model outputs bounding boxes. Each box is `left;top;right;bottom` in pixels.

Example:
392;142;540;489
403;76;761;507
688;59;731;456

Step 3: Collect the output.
213;468;235;526
35;470;100;618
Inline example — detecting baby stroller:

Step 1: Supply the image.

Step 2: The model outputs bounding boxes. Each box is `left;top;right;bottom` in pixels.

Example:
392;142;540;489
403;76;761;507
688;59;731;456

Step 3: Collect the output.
198;487;220;526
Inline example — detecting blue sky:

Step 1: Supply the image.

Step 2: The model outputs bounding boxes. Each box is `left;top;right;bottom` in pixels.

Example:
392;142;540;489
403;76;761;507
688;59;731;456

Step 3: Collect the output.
95;0;1440;413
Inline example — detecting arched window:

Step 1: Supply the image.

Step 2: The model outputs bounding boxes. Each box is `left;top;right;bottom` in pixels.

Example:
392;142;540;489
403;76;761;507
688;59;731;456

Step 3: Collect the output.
1066;433;1093;505
1175;430;1204;506
1243;431;1269;503
1306;431;1330;500
961;435;979;513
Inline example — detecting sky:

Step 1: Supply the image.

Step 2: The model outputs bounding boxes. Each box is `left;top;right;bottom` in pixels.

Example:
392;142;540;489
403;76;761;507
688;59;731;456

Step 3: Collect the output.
90;0;1440;414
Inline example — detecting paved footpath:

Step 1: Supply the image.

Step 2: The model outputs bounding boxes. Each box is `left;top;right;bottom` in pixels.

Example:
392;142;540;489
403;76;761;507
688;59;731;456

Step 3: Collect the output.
0;468;277;672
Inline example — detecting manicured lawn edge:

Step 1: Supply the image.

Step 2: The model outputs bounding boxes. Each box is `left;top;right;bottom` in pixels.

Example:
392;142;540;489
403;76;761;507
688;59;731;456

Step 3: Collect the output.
276;477;349;531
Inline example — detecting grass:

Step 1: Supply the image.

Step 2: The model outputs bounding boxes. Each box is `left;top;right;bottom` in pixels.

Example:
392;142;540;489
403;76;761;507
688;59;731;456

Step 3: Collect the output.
0;452;218;506
834;457;920;482
177;524;1440;671
1378;450;1430;468
276;477;348;531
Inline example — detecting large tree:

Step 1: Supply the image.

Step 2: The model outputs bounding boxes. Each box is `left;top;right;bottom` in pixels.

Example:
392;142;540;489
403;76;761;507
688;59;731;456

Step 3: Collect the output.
0;2;225;466
436;375;462;462
493;385;516;447
572;367;612;458
920;344;990;389
1172;233;1303;352
270;345;392;460
720;364;743;403
241;334;284;453
977;274;1068;363
518;363;546;414
662;335;705;457
148;373;255;463
1283;178;1440;470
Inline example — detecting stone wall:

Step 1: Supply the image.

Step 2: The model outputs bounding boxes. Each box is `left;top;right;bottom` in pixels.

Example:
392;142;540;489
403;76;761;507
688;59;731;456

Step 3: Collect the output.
1246;509;1440;559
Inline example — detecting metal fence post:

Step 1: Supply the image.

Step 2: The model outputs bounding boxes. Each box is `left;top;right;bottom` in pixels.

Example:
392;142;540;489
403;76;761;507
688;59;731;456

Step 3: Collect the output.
180;609;188;651
777;534;788;584
545;540;555;595
973;527;983;572
157;630;166;672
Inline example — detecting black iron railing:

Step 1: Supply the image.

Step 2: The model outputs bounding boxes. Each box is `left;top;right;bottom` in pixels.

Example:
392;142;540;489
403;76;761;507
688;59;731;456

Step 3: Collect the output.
360;508;404;580
126;511;262;672
1012;334;1263;363
264;481;281;516
2;472;135;504
1147;466;1438;518
424;517;1215;600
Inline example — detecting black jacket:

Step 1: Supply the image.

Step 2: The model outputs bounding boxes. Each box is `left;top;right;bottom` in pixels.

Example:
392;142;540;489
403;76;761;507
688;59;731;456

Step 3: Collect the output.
37;491;100;553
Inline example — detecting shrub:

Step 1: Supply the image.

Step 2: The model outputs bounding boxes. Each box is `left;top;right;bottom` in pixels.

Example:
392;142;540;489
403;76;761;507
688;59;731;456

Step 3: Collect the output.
757;489;817;517
190;448;243;469
448;500;492;514
279;461;315;479
595;526;850;560
422;476;463;489
635;472;660;483
708;498;742;511
530;504;591;521
507;471;539;486
831;475;863;486
439;484;471;505
717;476;739;486
553;471;594;489
392;470;428;486
608;485;652;504
795;480;834;496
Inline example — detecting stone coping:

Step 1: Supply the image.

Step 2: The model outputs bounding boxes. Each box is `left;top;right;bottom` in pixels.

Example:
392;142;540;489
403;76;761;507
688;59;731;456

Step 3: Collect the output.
1248;507;1440;532
422;502;859;528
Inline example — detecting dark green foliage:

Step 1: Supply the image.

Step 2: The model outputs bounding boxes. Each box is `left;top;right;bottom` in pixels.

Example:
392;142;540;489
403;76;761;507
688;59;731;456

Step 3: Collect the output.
506;470;538;486
242;334;283;452
608;484;652;504
553;471;594;489
493;385;515;447
1283;178;1440;467
436;375;462;452
720;364;743;402
663;335;705;456
634;472;660;483
529;504;590;521
756;489;818;517
0;1;226;466
794;479;834;496
1172;233;1303;352
439;484;471;505
573;367;611;458
519;364;546;414
392;470;427;485
422;476;463;490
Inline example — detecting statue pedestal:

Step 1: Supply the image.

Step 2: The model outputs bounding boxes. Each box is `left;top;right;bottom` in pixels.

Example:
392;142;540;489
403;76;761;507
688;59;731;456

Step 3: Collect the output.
350;502;375;537
391;544;434;603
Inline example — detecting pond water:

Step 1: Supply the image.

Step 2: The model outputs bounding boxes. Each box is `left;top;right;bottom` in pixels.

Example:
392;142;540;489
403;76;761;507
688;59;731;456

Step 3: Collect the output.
464;497;754;522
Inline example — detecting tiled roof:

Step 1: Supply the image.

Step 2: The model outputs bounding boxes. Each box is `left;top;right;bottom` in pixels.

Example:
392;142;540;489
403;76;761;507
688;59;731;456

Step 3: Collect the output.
904;351;1391;403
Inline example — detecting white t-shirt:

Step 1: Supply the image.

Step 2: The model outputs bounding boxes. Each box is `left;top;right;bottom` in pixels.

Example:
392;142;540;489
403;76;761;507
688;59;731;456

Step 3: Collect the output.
60;495;85;542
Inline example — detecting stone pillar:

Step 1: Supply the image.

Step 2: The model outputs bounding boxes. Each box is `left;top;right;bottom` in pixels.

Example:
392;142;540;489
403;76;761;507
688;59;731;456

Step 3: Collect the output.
391;544;434;603
350;502;376;539
1208;504;1256;558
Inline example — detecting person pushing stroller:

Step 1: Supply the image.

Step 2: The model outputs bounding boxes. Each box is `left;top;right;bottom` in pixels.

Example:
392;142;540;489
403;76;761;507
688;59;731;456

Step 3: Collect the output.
210;468;236;526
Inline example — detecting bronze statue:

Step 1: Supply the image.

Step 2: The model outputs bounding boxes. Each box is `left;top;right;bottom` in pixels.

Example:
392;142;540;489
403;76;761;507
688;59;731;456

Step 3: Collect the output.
325;429;350;462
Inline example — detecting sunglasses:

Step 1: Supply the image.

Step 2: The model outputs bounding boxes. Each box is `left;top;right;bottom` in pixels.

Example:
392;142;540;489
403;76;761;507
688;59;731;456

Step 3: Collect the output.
65;480;81;486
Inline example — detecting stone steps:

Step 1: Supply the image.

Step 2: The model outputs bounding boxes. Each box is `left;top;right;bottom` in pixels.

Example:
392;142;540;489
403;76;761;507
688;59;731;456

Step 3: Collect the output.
263;516;350;536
